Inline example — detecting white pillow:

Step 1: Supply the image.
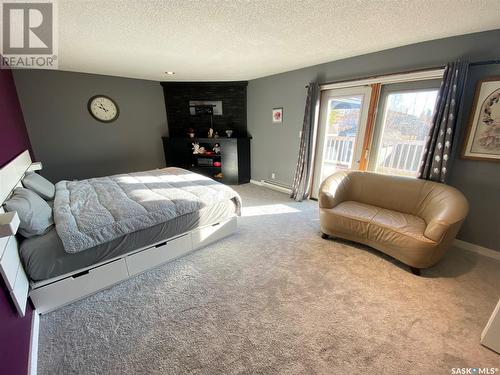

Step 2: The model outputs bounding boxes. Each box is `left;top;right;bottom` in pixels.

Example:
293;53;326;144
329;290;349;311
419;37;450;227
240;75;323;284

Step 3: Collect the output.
4;187;54;238
22;172;55;200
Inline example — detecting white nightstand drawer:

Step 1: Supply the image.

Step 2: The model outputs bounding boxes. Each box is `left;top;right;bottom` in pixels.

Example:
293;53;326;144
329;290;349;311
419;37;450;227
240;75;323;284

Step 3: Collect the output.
0;236;20;290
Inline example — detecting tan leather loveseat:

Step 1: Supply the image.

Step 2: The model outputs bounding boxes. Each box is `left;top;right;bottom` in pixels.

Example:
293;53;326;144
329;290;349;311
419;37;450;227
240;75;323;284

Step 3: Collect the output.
319;171;469;274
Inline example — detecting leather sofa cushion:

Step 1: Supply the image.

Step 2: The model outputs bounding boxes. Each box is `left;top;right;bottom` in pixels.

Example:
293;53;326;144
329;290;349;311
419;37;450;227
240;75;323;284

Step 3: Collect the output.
329;201;435;246
372;208;427;241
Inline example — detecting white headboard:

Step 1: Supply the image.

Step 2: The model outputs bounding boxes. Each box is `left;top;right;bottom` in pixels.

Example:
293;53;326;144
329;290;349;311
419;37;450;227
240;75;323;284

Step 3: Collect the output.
0;150;34;316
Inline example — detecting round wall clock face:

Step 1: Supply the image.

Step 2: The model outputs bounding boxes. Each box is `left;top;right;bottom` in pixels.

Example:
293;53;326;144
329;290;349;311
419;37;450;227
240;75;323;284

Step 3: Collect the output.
88;95;119;123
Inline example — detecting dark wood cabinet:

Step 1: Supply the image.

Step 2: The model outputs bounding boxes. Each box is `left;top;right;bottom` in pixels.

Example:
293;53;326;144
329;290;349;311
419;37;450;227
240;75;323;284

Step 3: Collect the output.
162;137;251;185
160;81;250;185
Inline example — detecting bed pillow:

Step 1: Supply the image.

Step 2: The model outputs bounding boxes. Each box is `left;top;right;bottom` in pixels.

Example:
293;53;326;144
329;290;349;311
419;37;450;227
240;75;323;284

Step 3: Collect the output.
22;172;55;200
3;187;54;238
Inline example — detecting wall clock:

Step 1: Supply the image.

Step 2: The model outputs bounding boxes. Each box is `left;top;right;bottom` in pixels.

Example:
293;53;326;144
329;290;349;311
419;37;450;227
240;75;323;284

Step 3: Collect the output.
88;95;119;123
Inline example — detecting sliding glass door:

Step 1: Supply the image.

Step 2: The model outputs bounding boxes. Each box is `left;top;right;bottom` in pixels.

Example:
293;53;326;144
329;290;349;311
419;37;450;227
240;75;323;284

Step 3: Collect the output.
367;80;441;177
310;78;442;198
311;86;372;198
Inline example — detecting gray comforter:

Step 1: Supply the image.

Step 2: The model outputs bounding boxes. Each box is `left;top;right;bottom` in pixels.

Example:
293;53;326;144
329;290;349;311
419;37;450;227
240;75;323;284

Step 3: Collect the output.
53;168;241;253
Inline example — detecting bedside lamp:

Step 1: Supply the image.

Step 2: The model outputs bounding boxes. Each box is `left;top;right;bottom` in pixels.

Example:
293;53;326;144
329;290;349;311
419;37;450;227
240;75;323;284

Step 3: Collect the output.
0;211;20;237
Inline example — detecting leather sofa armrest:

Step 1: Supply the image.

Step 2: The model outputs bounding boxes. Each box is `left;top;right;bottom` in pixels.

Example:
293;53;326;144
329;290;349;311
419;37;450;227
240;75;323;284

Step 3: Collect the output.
424;219;450;243
318;172;351;209
420;185;469;243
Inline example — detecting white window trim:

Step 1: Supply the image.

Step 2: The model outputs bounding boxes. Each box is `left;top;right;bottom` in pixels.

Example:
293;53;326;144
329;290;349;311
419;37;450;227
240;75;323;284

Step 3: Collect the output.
320;69;444;91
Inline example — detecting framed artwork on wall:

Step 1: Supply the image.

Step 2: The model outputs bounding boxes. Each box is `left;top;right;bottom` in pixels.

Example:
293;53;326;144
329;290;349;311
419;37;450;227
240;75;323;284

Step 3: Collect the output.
462;77;500;162
272;107;283;124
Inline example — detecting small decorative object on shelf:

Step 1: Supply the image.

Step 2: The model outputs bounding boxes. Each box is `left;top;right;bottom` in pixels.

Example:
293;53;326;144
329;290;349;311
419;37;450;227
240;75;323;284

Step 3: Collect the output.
225;129;233;138
214;172;223;179
213;143;221;154
214;131;219;138
192;143;206;154
208;128;214;138
192;142;200;154
213;161;222;167
187;128;195;138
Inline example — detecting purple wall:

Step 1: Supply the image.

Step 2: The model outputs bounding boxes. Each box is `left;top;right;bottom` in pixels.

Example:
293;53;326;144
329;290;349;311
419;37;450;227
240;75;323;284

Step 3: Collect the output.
0;64;34;375
0;66;32;165
0;280;34;375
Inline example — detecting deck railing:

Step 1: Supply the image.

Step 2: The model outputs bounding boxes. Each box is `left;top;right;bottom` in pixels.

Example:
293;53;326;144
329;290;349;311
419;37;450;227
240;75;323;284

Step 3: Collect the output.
323;134;426;176
323;135;355;168
375;139;426;176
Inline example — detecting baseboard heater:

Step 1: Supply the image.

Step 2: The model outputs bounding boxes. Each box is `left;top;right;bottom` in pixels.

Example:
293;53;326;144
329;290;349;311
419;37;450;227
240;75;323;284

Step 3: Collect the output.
261;180;292;194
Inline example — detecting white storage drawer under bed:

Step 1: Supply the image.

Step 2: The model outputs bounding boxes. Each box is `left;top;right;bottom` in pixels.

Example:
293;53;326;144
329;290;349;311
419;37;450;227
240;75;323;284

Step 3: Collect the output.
191;217;237;250
30;217;237;314
126;233;192;276
30;258;129;314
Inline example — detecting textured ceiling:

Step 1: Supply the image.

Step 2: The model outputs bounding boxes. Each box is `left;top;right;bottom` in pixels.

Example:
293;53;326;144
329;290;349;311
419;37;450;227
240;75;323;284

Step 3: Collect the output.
59;0;500;81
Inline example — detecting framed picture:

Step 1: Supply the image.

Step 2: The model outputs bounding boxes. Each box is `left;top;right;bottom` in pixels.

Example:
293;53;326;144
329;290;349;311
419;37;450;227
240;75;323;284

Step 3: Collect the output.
272;107;283;124
462;77;500;162
189;100;223;115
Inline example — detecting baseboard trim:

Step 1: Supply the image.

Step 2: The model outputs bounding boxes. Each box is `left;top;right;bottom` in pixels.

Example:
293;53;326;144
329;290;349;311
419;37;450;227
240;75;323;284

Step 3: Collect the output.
27;310;39;375
454;239;500;261
250;179;292;194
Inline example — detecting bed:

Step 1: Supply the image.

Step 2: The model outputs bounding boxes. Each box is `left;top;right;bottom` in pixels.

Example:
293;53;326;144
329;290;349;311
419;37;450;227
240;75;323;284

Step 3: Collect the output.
21;199;237;282
0;151;240;314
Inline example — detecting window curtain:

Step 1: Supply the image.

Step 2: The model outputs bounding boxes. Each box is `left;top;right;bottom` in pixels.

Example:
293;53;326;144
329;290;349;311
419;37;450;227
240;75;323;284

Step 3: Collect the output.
418;61;469;182
290;82;319;201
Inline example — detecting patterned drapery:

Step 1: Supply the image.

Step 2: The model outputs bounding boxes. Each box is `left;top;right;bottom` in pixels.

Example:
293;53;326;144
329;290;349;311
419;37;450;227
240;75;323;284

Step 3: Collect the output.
290;82;319;201
418;61;469;182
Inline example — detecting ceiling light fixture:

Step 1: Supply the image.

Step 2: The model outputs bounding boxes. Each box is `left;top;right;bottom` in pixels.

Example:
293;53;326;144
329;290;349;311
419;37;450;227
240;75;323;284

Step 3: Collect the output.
165;71;175;75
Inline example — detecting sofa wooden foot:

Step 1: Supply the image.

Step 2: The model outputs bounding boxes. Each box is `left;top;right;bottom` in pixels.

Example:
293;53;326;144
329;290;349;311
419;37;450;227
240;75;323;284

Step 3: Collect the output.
410;267;421;276
321;233;329;239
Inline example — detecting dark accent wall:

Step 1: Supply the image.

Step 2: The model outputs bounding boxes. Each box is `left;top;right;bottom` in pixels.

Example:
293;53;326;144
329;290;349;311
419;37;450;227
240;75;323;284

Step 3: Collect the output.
0;64;34;375
13;70;168;182
0;66;32;165
247;29;500;251
161;81;248;137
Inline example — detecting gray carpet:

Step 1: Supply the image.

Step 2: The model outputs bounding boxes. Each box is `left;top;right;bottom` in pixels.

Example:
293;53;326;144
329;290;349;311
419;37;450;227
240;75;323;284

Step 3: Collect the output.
38;184;500;374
